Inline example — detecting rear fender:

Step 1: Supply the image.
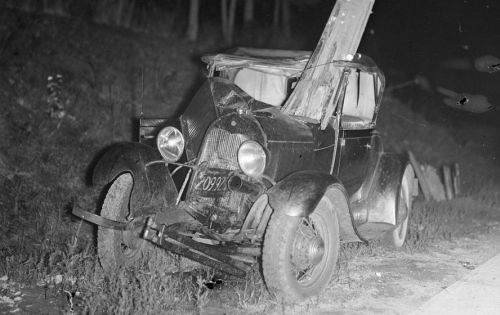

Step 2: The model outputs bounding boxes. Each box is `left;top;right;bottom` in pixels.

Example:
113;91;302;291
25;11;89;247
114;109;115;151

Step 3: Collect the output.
93;142;177;214
351;153;408;226
267;171;361;242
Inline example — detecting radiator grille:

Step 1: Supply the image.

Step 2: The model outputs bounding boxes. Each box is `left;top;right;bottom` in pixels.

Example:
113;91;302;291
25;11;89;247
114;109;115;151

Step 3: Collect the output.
199;128;246;169
186;127;251;227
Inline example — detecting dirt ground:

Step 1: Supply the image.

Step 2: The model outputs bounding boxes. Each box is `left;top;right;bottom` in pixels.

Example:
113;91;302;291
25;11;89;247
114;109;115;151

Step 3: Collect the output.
310;224;500;315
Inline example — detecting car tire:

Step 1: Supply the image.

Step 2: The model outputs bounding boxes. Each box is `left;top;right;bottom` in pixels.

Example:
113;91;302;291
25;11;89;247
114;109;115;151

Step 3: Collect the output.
385;164;414;247
98;173;145;273
262;196;340;302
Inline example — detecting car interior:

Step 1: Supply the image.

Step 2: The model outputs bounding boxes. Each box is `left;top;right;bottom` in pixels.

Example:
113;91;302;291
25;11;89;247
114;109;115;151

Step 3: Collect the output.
340;69;380;130
227;67;291;107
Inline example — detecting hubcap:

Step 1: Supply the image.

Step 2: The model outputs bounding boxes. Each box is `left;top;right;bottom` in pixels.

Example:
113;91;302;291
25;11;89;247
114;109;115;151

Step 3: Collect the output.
308;237;325;265
291;217;325;278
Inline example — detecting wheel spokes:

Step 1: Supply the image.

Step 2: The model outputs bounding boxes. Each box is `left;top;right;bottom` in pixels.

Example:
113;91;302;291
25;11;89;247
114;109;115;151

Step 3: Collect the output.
296;264;316;282
291;216;326;283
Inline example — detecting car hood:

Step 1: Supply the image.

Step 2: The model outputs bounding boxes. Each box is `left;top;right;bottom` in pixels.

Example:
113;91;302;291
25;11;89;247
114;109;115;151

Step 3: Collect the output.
180;77;314;159
253;107;314;144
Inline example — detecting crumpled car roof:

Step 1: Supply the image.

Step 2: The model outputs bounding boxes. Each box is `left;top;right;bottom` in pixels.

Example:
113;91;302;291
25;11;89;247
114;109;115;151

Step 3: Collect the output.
202;47;382;77
202;47;311;77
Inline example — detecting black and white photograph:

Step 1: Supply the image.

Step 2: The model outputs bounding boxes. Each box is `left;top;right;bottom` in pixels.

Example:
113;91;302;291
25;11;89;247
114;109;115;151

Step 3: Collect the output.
0;0;499;313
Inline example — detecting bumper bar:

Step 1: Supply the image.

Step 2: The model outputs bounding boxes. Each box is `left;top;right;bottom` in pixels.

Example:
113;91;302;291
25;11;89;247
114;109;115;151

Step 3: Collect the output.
143;219;253;277
72;207;137;230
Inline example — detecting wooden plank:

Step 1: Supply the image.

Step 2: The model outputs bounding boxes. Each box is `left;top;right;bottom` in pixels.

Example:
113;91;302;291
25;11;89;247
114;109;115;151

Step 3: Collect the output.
452;163;460;197
282;0;375;129
408;151;432;201
443;165;454;200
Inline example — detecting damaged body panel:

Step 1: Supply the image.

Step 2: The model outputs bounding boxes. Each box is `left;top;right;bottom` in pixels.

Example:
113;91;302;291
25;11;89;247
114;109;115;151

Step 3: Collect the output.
92;142;177;214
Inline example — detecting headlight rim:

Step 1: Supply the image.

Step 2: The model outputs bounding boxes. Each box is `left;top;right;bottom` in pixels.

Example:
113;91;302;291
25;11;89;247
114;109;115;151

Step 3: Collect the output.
156;126;185;163
237;140;267;178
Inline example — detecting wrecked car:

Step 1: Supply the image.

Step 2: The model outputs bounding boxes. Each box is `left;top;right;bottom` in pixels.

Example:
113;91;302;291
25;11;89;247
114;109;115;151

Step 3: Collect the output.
73;47;418;302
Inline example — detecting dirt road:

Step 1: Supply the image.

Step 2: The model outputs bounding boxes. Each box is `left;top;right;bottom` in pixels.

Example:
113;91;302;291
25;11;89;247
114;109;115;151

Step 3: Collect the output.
277;223;500;315
205;221;500;315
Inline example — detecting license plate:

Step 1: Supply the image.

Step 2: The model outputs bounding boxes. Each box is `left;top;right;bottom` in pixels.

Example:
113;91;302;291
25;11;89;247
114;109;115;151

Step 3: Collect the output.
193;169;230;196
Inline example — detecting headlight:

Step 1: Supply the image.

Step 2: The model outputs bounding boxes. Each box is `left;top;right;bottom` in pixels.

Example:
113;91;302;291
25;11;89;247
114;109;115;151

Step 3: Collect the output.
238;140;266;177
156;126;185;162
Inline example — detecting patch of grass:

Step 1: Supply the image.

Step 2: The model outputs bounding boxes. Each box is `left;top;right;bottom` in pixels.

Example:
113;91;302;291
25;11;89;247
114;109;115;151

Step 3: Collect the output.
79;267;196;314
228;269;277;312
407;197;500;250
35;247;201;314
406;199;464;249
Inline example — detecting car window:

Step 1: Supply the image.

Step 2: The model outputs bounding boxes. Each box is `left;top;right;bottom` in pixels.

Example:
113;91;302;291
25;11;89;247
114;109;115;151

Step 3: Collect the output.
341;69;377;129
232;68;288;106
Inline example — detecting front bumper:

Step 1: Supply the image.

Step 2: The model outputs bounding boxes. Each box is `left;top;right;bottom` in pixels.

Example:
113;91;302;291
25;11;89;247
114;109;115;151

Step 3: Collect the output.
71;205;258;277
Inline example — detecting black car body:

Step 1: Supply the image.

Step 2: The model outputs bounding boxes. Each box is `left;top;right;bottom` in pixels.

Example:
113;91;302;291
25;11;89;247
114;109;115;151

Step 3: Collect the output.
74;47;417;302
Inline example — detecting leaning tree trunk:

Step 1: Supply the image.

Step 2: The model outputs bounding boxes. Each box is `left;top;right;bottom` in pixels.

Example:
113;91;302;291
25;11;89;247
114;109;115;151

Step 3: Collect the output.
187;0;200;41
282;0;375;129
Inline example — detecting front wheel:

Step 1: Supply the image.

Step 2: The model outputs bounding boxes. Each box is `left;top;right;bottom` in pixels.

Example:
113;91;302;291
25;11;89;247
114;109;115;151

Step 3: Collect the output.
262;197;340;302
97;173;146;273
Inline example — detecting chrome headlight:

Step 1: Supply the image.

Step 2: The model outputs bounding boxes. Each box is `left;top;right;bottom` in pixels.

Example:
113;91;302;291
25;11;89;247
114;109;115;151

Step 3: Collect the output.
156;126;185;162
237;140;266;178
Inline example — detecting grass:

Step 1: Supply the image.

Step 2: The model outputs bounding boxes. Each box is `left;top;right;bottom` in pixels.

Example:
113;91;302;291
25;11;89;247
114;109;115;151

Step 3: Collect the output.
0;6;499;314
78;260;198;313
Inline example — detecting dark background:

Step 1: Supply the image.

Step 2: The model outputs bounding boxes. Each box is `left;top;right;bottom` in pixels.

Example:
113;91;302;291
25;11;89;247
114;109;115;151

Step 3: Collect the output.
0;0;498;166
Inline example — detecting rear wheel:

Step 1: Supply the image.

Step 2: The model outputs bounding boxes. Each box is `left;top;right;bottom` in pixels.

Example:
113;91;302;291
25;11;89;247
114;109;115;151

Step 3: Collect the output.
262;197;340;302
98;173;145;273
385;164;414;247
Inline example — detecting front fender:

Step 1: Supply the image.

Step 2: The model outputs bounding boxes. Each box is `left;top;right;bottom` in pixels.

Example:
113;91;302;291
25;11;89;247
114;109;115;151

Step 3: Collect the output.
267;171;361;242
267;171;339;217
93;142;178;213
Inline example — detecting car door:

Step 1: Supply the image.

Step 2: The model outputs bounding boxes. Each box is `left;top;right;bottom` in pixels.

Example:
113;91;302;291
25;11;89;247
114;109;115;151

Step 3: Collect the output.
334;68;380;195
336;129;372;195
